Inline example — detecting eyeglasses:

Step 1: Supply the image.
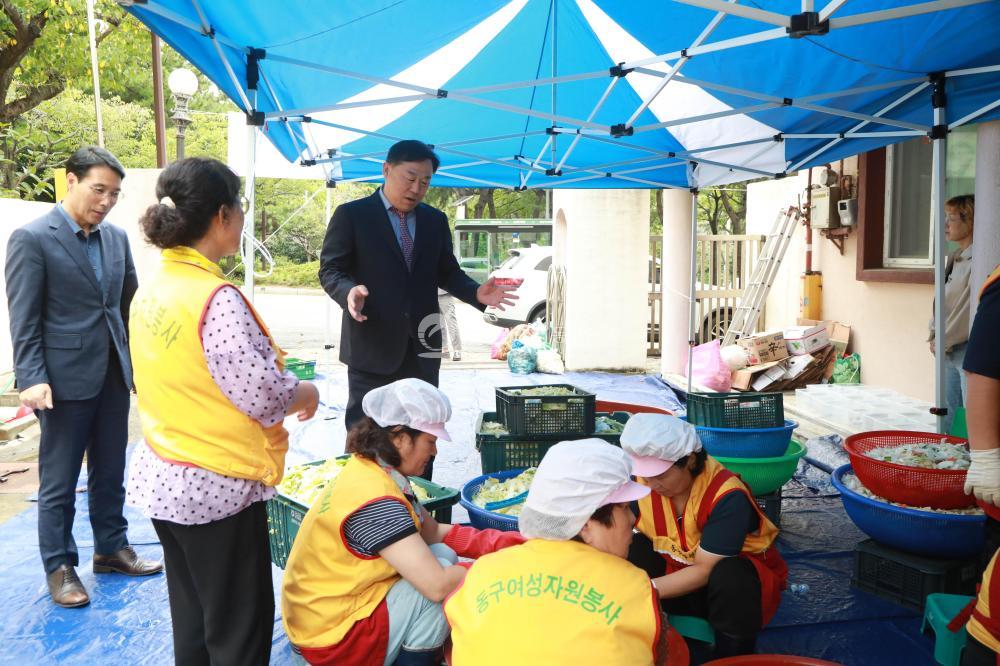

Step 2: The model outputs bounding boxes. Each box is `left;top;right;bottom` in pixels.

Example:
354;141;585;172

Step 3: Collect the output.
88;184;122;203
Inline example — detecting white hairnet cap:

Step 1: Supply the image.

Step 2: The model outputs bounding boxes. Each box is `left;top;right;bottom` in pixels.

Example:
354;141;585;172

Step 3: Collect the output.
619;413;702;477
519;438;650;541
361;378;452;441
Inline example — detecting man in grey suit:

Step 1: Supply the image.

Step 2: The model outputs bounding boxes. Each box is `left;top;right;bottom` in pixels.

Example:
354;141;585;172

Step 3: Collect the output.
5;146;162;608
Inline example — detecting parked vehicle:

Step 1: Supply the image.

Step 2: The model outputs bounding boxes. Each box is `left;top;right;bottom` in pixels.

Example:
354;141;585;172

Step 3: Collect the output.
481;246;733;344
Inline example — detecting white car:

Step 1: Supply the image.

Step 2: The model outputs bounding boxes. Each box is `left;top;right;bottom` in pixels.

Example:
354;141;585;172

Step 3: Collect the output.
482;245;733;344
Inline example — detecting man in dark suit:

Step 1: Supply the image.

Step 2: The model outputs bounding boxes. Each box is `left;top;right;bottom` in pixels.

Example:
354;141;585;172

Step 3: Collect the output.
320;140;515;477
5;146;162;608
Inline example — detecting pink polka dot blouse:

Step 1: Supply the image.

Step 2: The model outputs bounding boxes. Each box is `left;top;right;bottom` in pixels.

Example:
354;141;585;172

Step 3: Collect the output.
127;286;300;525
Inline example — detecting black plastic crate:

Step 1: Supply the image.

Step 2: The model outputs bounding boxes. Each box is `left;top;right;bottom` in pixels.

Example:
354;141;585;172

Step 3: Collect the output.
495;384;596;437
851;538;979;611
476;411;629;474
685;392;784;429
754;488;781;527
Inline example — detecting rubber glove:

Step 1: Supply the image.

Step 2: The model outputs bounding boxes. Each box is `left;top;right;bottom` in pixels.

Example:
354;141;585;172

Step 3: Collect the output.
443;524;526;559
964;448;1000;507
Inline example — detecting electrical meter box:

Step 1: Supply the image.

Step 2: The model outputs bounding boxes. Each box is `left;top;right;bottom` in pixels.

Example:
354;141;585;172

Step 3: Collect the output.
838;198;858;226
809;186;841;229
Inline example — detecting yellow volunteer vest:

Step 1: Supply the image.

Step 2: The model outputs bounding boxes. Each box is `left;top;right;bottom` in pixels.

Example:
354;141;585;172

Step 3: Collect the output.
636;456;778;566
968;549;1000;654
282;455;422;649
130;246;289;484
445;539;660;666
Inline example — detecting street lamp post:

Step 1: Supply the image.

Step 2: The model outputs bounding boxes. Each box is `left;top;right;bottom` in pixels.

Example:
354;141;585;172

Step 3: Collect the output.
167;68;198;160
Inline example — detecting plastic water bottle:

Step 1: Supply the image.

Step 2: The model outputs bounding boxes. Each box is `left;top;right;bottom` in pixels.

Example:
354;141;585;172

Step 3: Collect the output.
789;583;810;595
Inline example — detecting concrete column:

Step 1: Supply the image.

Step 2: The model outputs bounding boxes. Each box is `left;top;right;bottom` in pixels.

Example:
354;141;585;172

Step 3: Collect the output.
660;189;694;376
972;120;1000;311
552;189;649;372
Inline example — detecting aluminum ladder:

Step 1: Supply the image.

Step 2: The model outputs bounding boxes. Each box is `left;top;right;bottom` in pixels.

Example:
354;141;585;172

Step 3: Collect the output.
721;207;801;347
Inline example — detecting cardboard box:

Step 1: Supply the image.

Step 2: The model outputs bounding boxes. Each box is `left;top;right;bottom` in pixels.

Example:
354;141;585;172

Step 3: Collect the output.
737;331;789;366
751;363;789;391
797;318;851;356
731;360;783;391
783;354;815;379
784;325;830;356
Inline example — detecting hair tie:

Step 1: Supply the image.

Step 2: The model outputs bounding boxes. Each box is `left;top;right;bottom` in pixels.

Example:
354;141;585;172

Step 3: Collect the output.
159;196;176;209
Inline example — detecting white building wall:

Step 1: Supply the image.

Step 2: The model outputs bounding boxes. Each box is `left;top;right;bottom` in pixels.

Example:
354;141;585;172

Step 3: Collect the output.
746;165;937;402
552;189;648;372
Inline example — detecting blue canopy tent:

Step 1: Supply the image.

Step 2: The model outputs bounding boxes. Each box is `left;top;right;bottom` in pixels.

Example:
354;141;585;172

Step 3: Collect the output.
121;0;1000;426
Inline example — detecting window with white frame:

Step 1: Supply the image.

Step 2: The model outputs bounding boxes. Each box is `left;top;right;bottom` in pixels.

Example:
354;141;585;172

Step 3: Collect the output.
882;127;977;268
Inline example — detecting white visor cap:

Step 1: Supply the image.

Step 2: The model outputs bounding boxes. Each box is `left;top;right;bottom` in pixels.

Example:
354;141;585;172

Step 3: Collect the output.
361;377;453;441
518;438;650;541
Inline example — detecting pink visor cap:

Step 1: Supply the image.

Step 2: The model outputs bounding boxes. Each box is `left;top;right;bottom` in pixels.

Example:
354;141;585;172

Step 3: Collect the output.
410;421;453;442
619;413;702;478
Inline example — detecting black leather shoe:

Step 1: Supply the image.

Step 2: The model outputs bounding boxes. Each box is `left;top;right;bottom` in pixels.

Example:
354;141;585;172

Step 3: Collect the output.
93;545;163;576
46;565;90;608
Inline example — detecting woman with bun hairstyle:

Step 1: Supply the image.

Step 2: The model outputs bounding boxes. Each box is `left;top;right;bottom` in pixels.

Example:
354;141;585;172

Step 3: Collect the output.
126;157;319;665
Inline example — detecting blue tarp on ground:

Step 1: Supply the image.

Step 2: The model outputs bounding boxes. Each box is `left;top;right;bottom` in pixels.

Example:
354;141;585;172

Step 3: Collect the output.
0;369;937;665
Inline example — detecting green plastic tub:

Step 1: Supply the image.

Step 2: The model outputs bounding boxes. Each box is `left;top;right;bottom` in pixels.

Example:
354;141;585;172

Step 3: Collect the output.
714;440;806;495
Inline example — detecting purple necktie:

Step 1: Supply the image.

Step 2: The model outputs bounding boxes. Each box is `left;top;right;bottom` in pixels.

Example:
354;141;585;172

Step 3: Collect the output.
390;206;414;270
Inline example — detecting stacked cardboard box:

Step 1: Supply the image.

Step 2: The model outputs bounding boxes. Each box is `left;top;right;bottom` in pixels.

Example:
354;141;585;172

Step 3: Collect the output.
731;320;851;392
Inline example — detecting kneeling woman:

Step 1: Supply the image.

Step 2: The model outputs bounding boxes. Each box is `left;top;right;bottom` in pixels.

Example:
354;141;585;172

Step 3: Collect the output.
282;379;522;666
621;414;787;658
446;438;687;666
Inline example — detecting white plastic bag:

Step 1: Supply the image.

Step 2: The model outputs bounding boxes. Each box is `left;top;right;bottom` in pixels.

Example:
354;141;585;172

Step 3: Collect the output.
536;349;565;374
720;345;749;371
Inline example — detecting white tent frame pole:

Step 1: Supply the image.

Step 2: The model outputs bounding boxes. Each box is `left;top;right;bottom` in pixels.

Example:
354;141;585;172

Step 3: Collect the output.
244;122;258;301
947;64;1000;78
561;153;677;176
794;102;929;131
265;53;440;96
136;2;242;49
782;131;924;139
265;94;436;119
633;103;782;133
950;97;1000;129
189;0;253;113
624;27;787;69
686;155;775;178
930;92;947;433
449;70;607;96
519;135;554;189
624;0;733;128
324;187;333;369
818;0;850;22
686;190;699;394
258;67;325;177
672;0;790;28
303;117;547;176
446;92;610;131
786;80;930;170
555;77;620;172
436;129;550;148
802;0;815;11
829;0;992;29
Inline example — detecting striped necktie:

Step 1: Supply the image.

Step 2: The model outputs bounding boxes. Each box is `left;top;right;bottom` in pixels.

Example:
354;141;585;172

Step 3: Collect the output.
390;206;414;270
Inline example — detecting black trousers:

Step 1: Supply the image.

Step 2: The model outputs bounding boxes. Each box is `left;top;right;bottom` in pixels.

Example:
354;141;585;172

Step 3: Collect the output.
36;353;129;574
345;339;440;480
961;635;999;666
628;532;763;639
152;502;274;666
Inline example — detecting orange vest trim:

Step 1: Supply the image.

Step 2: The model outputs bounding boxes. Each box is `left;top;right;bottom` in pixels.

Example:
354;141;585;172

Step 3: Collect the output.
981;265;1000;297
968;549;1000;654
